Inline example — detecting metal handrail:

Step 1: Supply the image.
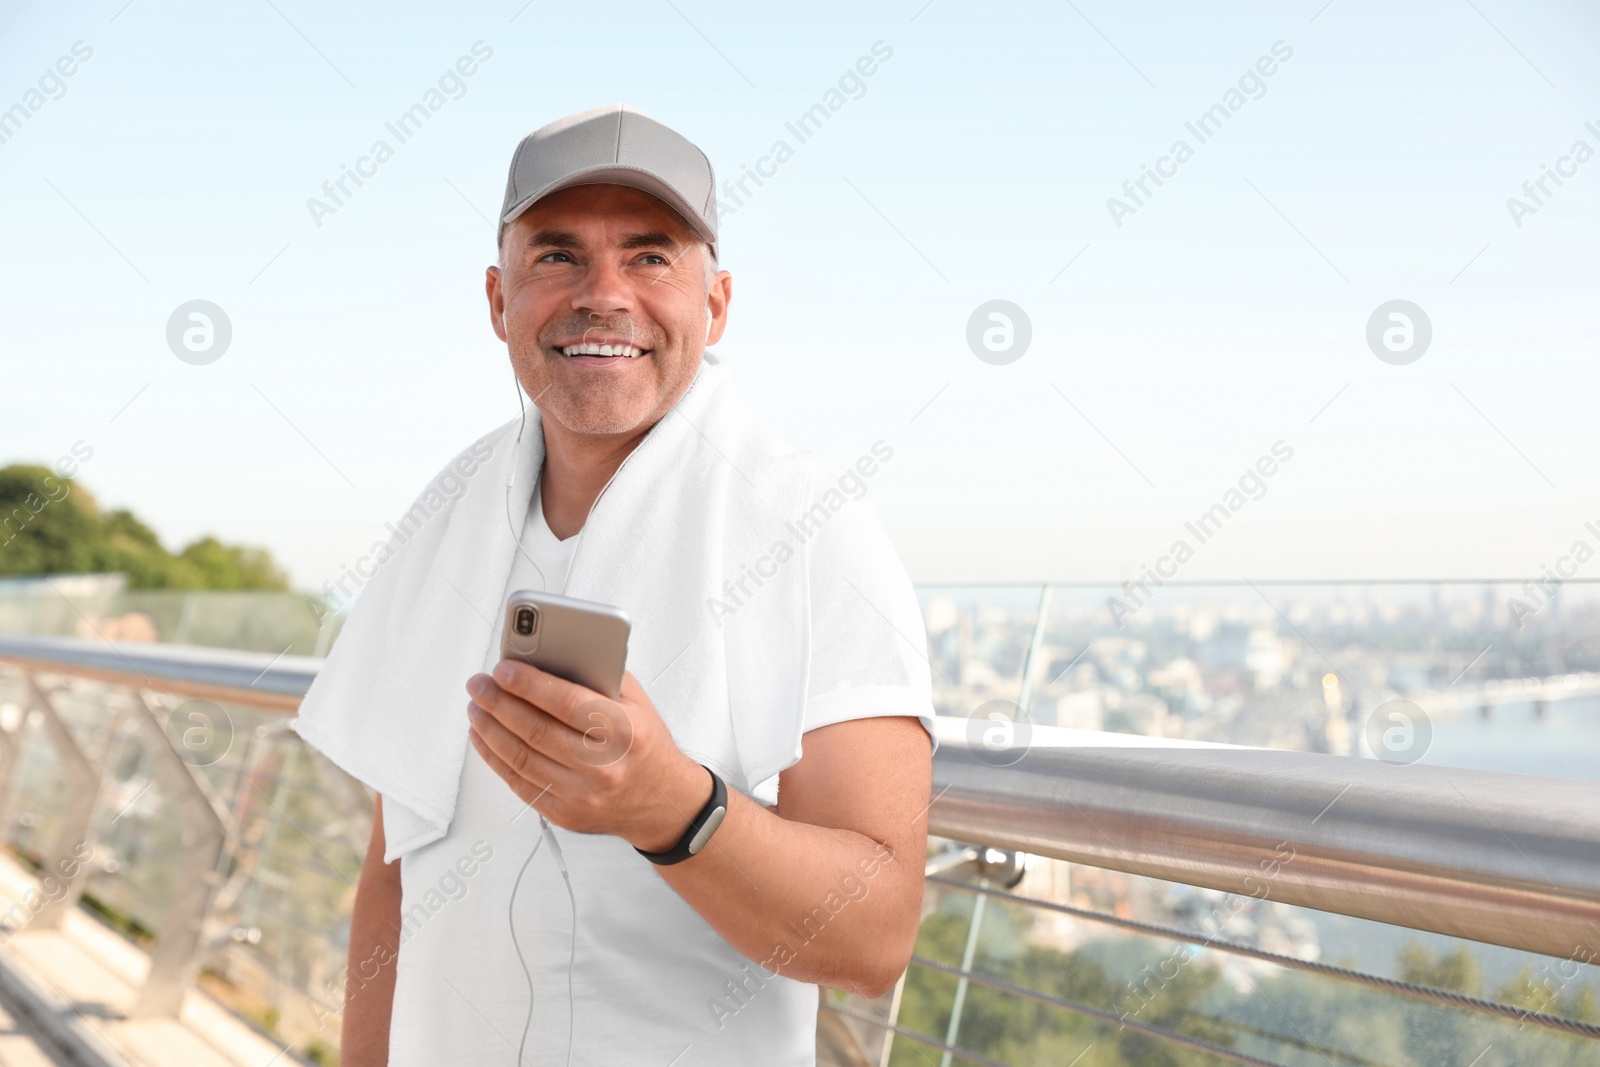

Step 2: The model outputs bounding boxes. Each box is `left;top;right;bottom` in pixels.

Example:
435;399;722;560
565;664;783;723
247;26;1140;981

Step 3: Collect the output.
4;634;1599;967
927;718;1600;964
0;635;317;713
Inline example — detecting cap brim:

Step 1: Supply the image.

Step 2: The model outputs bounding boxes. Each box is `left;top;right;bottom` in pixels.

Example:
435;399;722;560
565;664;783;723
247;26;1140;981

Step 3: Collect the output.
498;165;717;248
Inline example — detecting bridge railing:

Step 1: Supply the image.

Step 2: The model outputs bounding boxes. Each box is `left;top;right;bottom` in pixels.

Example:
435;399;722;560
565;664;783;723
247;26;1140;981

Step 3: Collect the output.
829;719;1600;1066
0;617;1597;1064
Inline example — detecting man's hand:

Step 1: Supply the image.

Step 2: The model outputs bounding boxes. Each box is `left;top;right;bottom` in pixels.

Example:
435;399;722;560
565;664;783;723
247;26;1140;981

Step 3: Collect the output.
469;660;932;997
466;662;709;852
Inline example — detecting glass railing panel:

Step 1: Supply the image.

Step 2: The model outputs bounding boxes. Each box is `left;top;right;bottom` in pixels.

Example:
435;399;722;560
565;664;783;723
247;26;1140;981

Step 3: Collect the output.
0;587;340;656
896;846;1600;1066
917;581;1600;777
0;664;358;1055
5;585;1599;1065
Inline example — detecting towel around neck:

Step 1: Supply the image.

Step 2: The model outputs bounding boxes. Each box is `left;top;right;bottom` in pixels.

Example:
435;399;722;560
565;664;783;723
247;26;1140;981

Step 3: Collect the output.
294;358;821;861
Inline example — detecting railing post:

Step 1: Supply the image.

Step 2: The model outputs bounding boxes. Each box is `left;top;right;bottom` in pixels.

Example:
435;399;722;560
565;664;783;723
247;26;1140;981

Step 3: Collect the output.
307;747;374;856
876;972;907;1067
1016;583;1053;716
938;885;987;1067
128;690;232;1019
24;675;103;931
209;723;270;921
0;698;21;834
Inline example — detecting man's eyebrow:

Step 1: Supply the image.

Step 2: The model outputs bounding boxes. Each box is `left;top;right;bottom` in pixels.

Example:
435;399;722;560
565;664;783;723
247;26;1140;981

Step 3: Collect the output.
519;229;683;254
619;231;680;251
526;229;584;249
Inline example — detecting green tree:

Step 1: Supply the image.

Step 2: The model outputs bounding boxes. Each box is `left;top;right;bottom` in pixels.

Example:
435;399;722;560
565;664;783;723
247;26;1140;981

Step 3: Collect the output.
97;508;183;587
892;895;1238;1067
0;465;104;575
1496;964;1600;1024
0;464;288;591
1397;941;1482;995
176;537;287;590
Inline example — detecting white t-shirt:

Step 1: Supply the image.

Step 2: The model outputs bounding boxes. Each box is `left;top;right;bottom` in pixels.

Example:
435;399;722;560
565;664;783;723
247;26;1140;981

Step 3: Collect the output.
387;480;933;1066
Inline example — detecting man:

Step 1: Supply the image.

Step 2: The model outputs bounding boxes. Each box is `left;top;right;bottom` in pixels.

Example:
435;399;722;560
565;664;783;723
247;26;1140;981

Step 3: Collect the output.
295;104;934;1066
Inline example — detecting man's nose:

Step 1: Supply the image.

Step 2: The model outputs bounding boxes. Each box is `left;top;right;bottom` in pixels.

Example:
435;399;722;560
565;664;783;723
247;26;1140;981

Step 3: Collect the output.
570;258;631;316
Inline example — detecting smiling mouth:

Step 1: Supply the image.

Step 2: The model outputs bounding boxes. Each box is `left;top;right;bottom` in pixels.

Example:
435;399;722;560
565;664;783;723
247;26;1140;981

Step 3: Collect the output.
559;342;647;359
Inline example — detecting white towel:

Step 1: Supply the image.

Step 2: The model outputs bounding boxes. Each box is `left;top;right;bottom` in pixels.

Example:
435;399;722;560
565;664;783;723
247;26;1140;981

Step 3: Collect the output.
294;358;821;861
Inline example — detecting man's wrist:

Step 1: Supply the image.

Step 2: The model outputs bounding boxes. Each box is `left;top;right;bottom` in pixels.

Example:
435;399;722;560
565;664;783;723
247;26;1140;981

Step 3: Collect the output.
629;754;714;853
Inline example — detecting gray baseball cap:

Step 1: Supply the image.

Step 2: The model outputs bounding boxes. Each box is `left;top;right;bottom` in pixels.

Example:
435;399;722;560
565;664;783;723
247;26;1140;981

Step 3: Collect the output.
498;104;718;254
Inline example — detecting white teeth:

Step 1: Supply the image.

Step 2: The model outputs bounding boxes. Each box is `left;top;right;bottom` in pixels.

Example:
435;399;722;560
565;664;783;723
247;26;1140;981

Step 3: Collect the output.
561;343;643;358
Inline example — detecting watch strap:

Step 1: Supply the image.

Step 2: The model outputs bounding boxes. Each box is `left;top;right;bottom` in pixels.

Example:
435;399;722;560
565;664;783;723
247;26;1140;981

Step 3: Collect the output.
635;765;727;866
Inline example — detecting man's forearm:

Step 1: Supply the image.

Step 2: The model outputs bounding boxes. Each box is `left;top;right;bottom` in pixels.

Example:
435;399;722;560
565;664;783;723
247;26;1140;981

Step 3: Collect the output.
342;797;402;1066
654;784;922;998
465;664;932;998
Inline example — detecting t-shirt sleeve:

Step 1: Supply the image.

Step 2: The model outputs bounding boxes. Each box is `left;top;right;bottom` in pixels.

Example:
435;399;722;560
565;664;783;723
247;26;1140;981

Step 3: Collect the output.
801;488;936;745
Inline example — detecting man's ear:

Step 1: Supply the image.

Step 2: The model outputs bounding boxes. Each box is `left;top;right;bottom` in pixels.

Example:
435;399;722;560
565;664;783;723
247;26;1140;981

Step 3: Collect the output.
705;269;732;346
486;265;508;343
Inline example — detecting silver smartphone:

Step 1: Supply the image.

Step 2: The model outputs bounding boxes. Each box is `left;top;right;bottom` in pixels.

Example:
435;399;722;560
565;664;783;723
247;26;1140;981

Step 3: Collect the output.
499;590;631;699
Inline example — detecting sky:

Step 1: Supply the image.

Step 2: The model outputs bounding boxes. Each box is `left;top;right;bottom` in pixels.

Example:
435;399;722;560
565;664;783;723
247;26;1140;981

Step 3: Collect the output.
2;0;1598;592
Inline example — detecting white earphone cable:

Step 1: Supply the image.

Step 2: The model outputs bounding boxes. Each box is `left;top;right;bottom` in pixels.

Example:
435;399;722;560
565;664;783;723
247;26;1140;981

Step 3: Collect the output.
508;833;543;1067
503;364;576;1066
499;361;667;1065
542;817;577;1067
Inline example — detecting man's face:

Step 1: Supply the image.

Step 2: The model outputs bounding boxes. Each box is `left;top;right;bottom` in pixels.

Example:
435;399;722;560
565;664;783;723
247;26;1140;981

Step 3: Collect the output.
486;184;731;439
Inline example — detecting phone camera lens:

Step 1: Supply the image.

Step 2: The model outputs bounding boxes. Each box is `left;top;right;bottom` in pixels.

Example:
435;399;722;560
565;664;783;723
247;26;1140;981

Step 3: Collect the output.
514;606;538;636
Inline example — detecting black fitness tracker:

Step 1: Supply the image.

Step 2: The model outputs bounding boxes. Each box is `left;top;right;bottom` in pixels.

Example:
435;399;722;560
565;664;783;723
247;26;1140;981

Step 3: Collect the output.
636;765;727;866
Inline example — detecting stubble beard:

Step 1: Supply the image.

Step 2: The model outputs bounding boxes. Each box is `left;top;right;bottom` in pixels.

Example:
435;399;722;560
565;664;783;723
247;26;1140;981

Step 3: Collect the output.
507;327;684;438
